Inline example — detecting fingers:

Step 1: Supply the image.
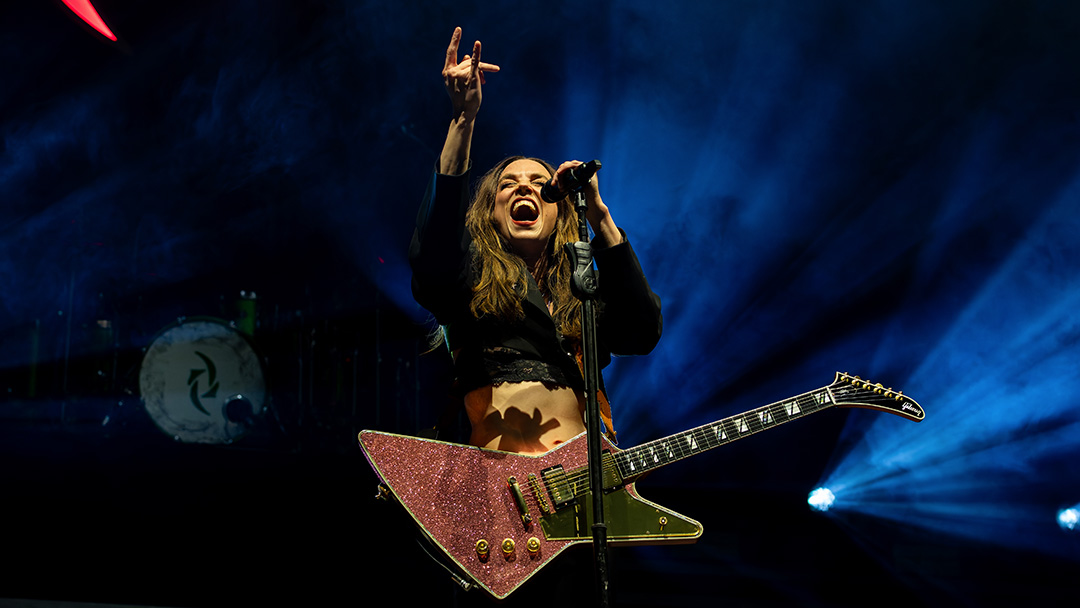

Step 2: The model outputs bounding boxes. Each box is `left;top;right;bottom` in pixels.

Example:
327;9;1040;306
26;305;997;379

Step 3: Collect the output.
476;60;500;85
552;160;599;193
445;28;498;92
458;58;501;74
550;162;573;191
470;40;481;84
554;160;582;181
444;27;461;71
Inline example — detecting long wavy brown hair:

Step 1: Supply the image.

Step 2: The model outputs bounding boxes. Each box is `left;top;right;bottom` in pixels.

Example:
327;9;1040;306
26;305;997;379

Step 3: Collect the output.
465;156;582;340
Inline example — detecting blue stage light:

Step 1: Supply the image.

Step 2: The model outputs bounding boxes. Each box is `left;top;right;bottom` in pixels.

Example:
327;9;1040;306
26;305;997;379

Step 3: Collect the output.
1058;507;1079;532
808;487;836;512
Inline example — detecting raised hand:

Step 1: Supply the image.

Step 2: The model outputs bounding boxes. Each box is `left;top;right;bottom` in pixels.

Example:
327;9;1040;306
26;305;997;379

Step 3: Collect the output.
443;27;500;122
553;160;623;247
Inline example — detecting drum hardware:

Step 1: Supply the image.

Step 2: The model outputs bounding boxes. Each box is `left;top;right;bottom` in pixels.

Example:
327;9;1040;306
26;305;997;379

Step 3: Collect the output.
232;290;259;336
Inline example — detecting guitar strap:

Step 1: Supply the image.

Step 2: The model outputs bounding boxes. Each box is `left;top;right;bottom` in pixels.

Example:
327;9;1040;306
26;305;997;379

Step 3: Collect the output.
574;347;617;445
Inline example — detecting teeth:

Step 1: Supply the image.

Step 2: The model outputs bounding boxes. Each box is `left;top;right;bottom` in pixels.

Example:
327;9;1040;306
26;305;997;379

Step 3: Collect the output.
511;199;539;221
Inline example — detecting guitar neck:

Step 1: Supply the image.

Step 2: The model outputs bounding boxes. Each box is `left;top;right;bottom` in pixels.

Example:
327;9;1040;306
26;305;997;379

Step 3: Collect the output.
614;385;836;478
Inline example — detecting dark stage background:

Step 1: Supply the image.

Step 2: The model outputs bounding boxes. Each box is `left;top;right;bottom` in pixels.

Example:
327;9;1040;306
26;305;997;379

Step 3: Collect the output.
3;1;1079;606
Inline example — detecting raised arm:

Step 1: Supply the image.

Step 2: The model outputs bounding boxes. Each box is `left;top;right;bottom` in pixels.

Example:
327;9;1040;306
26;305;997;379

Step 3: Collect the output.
439;27;500;175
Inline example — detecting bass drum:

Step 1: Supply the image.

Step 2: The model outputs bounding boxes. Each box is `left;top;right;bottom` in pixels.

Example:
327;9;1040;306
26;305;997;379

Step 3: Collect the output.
139;318;267;444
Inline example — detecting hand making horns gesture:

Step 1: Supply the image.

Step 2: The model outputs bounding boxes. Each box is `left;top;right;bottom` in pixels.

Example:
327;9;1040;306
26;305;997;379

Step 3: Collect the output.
443;27;500;122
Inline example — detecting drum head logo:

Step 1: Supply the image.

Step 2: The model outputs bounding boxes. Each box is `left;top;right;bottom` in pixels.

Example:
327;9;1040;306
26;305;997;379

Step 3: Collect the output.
141;320;267;443
187;351;220;415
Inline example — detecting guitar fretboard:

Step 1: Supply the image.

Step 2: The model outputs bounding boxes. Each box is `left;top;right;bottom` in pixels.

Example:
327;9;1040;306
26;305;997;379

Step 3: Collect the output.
613;386;835;478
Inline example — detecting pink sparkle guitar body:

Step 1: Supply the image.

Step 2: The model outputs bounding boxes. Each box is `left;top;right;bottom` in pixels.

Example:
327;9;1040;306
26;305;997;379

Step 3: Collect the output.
358;430;701;599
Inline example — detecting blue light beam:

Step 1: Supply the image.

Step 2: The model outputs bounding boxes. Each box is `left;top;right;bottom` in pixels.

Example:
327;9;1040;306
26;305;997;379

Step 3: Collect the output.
815;173;1080;562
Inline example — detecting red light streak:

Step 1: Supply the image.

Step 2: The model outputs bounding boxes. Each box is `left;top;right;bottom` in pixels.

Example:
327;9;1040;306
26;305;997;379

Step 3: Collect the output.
61;0;117;41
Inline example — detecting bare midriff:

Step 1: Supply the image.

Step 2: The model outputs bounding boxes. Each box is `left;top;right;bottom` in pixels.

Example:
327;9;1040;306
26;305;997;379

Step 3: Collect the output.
464;381;586;455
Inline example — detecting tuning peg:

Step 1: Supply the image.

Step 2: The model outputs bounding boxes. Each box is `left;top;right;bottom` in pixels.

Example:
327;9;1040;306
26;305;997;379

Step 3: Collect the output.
874;383;884;394
894;390;904;401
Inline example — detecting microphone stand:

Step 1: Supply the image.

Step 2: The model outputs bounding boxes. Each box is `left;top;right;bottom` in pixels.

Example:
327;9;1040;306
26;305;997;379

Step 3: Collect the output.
564;185;611;607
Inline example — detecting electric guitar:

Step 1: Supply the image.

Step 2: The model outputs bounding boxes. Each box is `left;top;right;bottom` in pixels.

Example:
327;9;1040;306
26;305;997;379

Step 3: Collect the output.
358;372;924;600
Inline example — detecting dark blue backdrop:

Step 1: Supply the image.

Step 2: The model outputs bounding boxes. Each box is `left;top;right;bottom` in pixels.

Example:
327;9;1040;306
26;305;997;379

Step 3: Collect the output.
3;1;1079;606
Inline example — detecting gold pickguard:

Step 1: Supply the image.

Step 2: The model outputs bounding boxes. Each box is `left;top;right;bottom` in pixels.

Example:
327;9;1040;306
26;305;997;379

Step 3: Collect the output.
540;483;703;543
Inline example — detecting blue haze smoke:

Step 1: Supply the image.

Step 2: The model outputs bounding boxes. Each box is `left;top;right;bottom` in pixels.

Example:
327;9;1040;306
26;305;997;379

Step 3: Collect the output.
3;4;1080;570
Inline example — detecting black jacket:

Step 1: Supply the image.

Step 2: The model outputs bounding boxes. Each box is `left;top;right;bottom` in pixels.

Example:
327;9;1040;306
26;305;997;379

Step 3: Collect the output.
409;167;662;395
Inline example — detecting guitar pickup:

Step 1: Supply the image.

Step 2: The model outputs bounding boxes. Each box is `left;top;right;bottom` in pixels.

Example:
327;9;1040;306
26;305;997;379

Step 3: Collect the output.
540;465;574;507
507;476;531;526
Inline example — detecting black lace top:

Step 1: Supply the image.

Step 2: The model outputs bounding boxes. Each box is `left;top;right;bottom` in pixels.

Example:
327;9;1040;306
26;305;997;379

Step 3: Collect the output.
453;344;582;396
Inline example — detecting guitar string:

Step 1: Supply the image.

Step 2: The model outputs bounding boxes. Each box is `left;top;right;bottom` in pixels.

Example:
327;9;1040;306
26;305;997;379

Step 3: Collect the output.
524;386;821;519
556;389;831;492
603;378;905;479
541;380;904;500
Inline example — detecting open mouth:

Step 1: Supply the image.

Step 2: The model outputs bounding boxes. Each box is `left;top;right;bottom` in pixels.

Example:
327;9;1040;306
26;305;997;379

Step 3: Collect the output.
510;199;540;224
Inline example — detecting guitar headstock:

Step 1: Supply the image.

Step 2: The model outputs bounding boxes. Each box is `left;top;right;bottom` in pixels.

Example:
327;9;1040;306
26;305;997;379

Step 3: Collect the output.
827;372;925;422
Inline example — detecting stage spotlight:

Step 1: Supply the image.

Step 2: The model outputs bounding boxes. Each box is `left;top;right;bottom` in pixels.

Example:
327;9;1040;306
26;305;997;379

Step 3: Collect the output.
808;487;836;512
1057;507;1079;531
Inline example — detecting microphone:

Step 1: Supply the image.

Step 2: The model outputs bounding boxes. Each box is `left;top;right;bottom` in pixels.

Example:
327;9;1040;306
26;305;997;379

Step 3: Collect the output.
541;159;602;203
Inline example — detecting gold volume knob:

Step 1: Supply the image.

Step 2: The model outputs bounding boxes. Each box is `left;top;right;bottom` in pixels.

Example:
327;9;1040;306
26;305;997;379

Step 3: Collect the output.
502;538;516;556
527;537;541;555
475;539;489;558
